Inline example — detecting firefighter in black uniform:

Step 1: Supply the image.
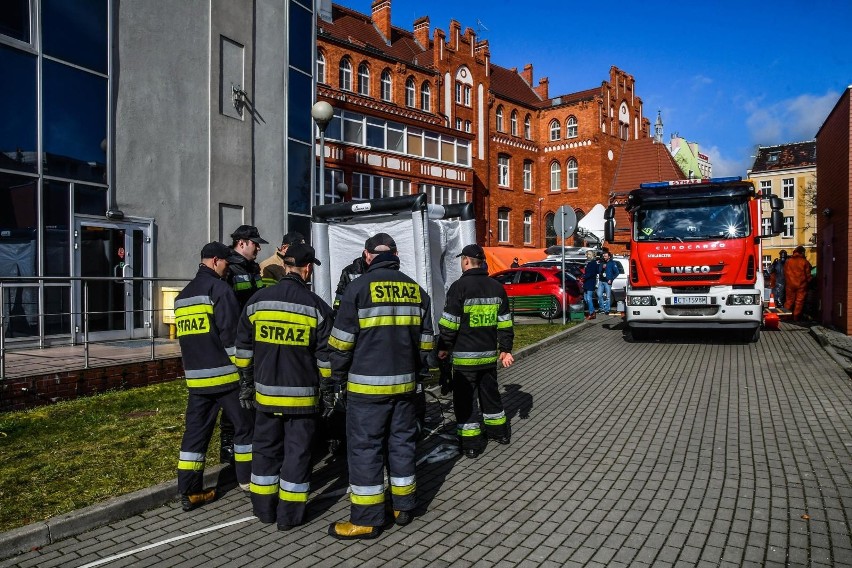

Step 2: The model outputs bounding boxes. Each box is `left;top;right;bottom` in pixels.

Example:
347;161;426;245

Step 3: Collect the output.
174;242;254;511
234;243;334;530
219;225;268;466
326;233;434;539
438;243;514;458
333;252;367;309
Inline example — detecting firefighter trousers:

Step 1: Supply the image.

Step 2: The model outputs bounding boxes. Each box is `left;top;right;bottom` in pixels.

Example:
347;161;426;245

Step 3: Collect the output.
452;367;509;451
178;389;253;494
347;395;417;527
250;412;317;525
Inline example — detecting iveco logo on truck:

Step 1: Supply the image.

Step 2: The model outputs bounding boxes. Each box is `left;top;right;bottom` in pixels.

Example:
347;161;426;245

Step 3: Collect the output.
671;265;711;274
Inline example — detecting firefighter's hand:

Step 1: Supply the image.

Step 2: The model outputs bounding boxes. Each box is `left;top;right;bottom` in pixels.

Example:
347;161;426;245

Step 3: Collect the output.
499;352;515;368
238;367;256;410
438;350;449;360
320;380;343;418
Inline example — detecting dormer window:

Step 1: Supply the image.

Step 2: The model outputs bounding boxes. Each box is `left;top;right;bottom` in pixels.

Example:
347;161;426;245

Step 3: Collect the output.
767;152;780;163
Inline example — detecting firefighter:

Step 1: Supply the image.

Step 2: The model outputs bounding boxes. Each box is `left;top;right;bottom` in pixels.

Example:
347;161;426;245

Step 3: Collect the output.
438;243;514;459
333;251;367;309
259;231;305;286
326;233;434;539
234;243;334;530
220;225;268;466
174;242;253;511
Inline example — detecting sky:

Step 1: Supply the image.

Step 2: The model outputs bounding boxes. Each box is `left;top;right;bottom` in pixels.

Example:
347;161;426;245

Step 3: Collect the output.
344;0;852;177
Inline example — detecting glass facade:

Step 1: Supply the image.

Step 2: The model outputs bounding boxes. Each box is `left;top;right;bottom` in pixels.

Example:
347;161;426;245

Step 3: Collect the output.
1;0;109;339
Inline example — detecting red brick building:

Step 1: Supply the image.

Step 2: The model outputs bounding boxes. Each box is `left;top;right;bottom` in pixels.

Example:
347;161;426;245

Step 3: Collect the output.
815;86;852;332
316;0;655;250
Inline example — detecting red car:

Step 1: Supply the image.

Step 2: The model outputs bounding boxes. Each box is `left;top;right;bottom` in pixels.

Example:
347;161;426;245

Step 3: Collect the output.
491;266;583;319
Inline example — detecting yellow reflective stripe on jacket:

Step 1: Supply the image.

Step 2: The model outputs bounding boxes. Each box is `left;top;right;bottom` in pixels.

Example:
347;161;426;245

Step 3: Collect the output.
360;315;421;327
185;372;239;389
255;392;318;407
439;315;460;330
249;310;317;328
329;328;355;351
174;304;214;317
347;382;415;395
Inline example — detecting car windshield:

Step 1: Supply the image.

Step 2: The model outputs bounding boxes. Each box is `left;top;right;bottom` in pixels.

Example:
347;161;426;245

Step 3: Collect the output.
634;198;750;241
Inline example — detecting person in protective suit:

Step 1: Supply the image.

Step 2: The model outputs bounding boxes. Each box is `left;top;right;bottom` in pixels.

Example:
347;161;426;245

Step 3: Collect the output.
768;250;788;309
783;246;812;321
234;243;333;530
326;233;434;539
333;252;368;309
174;242;253;511
438;244;514;458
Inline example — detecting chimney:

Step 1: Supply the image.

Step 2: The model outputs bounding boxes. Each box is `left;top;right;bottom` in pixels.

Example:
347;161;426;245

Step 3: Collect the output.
534;77;549;100
413;16;430;49
372;0;391;43
521;64;533;85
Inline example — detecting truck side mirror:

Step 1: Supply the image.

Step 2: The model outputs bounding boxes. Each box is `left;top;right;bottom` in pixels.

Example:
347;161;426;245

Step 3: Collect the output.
770;211;784;234
769;196;783;211
604;205;615;220
604;219;615;243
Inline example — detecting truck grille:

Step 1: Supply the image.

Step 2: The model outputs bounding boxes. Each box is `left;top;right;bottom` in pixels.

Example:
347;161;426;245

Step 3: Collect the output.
663;305;720;316
661;274;722;282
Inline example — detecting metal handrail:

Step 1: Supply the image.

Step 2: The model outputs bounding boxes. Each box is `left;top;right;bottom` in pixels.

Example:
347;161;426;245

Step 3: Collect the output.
1;275;192;381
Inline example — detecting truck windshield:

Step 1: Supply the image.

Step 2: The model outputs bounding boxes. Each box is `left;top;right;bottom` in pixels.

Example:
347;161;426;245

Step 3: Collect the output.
634;198;750;242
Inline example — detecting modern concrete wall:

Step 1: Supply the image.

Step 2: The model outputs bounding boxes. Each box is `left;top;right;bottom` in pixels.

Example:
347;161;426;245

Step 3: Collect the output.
113;0;212;280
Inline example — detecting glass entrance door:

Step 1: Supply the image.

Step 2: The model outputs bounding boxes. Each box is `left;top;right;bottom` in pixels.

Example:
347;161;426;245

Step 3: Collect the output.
74;219;151;341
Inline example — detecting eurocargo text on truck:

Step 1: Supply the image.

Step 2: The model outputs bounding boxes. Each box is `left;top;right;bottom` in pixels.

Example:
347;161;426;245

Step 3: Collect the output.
604;176;785;342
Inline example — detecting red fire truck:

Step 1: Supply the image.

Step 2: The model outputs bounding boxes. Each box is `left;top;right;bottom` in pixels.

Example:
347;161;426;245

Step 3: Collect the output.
604;177;784;342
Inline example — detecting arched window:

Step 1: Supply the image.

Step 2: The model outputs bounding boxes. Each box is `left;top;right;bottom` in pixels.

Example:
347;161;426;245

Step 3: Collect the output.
357;63;370;96
497;154;510;187
567;159;578;189
316;52;326;84
545;213;556;248
549;119;561;141
550;161;561;191
496;106;504;132
524;114;531;139
380;69;392;101
339;58;352;91
405;77;416;107
566;116;578;138
420;81;431;111
510;110;518;136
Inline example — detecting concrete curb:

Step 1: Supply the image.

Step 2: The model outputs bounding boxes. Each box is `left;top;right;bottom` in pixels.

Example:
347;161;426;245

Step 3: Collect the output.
810;326;852;378
0;464;233;560
0;322;589;560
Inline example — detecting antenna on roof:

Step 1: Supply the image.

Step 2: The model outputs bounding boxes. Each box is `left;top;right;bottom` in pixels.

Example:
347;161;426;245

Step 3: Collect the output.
476;19;489;34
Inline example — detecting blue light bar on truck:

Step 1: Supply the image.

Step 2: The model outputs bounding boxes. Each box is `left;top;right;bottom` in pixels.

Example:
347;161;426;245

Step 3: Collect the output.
639;176;743;189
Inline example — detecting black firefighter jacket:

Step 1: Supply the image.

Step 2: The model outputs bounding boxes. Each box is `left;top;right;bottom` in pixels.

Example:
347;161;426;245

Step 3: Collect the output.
228;255;266;309
234;273;334;415
328;256;434;401
438;267;514;370
174;264;241;394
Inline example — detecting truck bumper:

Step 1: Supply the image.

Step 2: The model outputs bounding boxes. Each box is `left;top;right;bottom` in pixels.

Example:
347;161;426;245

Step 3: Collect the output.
625;296;762;330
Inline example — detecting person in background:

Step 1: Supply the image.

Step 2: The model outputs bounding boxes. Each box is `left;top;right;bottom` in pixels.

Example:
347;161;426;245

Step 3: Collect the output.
582;250;599;320
510;258;519;268
597;250;619;315
174;242;253;511
783;246;812;322
259;231;305;285
333;251;368;310
768;250;788;309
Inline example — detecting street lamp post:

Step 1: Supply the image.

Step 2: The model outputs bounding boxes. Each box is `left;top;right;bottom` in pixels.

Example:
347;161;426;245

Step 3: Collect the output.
311;101;334;206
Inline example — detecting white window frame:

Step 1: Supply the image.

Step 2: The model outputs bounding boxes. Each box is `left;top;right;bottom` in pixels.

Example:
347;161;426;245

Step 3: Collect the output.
566;116;578;138
405;77;415;107
567;159;578;190
339;58;352;91
420;82;431;112
496;106;504;132
380;69;392;101
783;178;795;200
782;216;794;238
523;211;532;244
464;85;471;106
317;52;325;84
357;63;370;96
523;161;532;191
497;155;510;187
511;110;518;136
524;115;531;139
498;209;510;242
549;120;561;141
352;172;410;201
455;82;462;103
760;180;772;196
419;184;467;205
464;120;471;133
761;217;771;236
550;161;561;191
455;117;462;130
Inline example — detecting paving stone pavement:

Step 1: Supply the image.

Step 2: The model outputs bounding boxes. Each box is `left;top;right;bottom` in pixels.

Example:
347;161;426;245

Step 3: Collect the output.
2;318;852;567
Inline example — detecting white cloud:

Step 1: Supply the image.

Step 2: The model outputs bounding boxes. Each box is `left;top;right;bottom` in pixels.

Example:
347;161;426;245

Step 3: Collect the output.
746;91;839;145
690;75;713;90
704;145;753;178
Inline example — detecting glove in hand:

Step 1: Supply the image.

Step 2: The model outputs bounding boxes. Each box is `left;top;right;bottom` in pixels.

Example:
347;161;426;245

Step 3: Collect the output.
238;367;256;410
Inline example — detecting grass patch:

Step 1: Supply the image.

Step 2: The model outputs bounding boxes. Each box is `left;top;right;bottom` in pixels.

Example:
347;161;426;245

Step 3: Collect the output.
0;322;572;533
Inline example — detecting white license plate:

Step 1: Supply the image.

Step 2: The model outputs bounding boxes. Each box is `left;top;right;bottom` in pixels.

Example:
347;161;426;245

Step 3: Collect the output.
673;296;707;305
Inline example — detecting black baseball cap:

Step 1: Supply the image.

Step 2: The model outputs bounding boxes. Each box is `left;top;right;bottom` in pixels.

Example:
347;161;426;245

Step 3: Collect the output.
365;233;397;254
281;231;305;246
456;243;485;260
279;243;321;267
200;242;243;263
230;225;268;244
